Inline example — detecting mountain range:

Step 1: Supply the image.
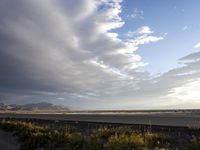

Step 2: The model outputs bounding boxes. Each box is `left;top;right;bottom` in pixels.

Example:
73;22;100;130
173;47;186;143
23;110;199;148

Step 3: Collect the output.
0;102;69;111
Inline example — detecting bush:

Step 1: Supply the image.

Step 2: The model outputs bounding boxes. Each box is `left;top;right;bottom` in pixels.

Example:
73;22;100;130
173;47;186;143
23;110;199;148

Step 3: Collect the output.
0;119;196;150
187;135;200;150
105;133;145;150
145;132;174;149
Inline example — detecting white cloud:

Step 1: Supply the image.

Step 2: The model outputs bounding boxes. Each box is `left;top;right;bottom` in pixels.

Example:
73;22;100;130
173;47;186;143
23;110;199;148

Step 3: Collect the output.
87;57;132;79
126;34;164;51
194;42;200;49
128;8;144;19
125;26;153;37
124;26;164;52
137;26;154;34
0;0;146;104
130;35;163;46
168;78;200;102
182;26;188;31
1;0;199;110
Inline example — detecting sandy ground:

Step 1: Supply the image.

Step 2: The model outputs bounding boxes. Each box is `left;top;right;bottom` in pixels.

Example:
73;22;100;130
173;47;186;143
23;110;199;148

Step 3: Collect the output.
0;129;20;150
1;113;200;127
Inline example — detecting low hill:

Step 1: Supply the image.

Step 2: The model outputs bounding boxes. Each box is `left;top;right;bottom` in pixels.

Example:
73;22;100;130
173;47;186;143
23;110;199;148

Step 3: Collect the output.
0;102;69;111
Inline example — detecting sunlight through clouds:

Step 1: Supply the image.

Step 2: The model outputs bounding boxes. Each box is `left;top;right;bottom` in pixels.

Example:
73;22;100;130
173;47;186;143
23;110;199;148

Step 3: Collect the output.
168;78;200;102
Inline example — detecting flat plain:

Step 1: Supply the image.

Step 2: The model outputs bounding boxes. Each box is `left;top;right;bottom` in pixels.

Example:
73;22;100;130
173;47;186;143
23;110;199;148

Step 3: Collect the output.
0;110;200;127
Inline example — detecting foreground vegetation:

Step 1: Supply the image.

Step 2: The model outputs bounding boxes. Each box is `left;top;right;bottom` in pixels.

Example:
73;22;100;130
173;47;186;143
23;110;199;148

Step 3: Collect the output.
0;119;200;150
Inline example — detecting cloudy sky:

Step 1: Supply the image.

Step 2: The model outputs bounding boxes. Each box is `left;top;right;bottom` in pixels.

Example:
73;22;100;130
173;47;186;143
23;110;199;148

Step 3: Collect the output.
0;0;200;110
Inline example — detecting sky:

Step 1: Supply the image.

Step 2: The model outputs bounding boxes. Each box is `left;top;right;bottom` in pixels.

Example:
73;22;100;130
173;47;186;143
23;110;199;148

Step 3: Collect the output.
0;0;200;110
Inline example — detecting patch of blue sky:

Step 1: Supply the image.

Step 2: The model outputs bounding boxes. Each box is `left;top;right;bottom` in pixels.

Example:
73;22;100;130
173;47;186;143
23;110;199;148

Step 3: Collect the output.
113;0;200;74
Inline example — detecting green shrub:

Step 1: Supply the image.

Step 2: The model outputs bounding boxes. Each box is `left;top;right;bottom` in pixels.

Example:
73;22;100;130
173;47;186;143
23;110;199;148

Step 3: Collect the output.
187;135;200;150
105;133;145;150
0;119;195;150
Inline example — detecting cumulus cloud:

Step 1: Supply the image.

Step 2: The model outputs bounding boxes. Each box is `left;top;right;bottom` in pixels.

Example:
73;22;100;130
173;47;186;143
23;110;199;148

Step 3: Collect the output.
125;26;164;53
125;26;154;37
0;0;151;106
128;35;164;46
